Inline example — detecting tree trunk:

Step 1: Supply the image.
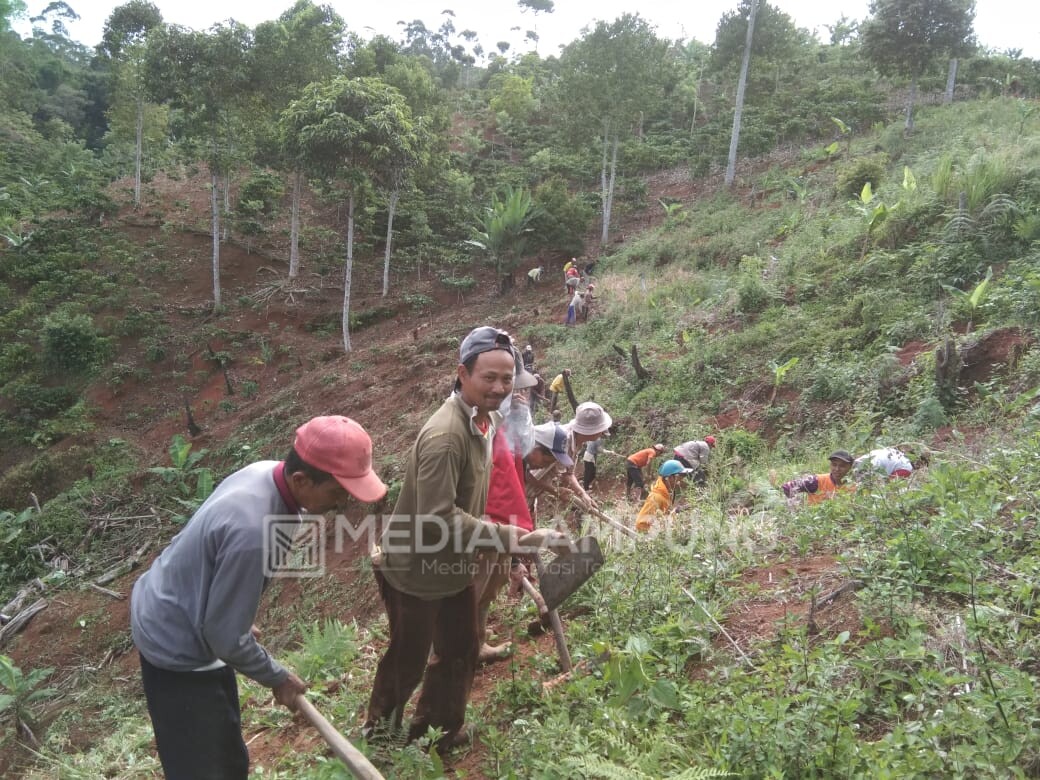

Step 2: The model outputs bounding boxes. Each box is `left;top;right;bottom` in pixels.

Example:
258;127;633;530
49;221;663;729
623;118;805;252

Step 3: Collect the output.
223;171;231;242
210;171;221;310
905;76;917;132
599;121;610;245
944;58;958;105
342;194;355;354
725;0;758;187
600;131;618;246
289;169;302;279
133;97;143;208
382;187;400;297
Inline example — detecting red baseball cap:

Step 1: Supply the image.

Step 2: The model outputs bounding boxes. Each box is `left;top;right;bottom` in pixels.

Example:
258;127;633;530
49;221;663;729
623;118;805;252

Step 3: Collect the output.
293;416;387;502
705;435;716;447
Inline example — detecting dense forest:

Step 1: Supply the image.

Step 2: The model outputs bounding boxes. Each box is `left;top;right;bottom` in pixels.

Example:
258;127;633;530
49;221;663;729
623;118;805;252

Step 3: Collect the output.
3;0;1040;776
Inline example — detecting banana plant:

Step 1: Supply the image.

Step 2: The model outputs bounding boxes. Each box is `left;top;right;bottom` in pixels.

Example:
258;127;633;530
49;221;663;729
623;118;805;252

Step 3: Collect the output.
768;356;799;404
942;266;993;334
0;654;56;746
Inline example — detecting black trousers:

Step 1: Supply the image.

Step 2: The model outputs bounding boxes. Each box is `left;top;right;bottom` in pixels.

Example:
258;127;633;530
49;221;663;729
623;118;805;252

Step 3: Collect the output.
626;463;646;497
140;653;249;780
582;460;597;490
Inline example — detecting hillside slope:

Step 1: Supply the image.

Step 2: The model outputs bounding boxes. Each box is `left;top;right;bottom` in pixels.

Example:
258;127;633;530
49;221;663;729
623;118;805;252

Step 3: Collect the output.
3;96;1040;778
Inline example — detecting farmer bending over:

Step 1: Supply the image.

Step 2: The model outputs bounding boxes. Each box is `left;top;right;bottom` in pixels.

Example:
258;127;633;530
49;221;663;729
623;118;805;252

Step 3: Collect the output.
131;416;387;780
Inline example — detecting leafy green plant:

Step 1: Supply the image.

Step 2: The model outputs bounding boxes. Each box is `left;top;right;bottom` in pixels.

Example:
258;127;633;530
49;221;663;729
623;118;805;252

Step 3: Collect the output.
0;654;56;746
147;435;215;522
942;265;993;333
768;356;799;404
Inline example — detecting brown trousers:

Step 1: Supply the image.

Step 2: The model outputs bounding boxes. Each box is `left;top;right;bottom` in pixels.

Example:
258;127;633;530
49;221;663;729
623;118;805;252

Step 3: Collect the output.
473;550;512;646
365;569;478;750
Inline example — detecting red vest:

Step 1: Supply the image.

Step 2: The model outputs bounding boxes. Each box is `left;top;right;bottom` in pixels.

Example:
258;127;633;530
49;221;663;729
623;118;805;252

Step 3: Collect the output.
484;429;535;532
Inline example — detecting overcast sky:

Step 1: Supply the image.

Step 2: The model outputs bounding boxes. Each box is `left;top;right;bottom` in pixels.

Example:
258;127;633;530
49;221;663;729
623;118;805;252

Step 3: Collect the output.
15;0;1040;59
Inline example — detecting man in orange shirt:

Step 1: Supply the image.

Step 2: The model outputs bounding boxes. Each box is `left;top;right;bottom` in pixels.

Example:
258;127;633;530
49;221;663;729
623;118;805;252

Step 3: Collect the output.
625;443;665;501
781;450;855;505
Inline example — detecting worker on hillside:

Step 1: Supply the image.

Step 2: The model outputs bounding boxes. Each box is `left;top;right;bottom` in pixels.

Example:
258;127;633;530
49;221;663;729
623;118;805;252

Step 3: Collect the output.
782;450;855;505
131;416;387;779
564;263;580;295
527;266;543;286
580;437;616;492
636;459;693;533
365;326;527;753
521;344;535;373
565;289;585;325
581;284;595;322
548;369;570;413
526;402;613;515
673;435;716;484
625;443;665;501
853;446;914;482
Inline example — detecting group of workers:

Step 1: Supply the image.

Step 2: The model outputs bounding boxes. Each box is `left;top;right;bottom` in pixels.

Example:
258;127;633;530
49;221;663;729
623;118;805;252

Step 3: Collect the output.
127;307;923;776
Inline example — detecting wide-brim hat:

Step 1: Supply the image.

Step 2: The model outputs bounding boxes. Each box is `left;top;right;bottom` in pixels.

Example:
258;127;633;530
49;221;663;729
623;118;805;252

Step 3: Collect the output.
571;401;612;435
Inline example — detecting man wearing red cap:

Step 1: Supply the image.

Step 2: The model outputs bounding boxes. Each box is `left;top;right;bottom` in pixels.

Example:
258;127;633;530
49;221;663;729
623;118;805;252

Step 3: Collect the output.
673;435;716;484
366;326;525;753
131;416;386;780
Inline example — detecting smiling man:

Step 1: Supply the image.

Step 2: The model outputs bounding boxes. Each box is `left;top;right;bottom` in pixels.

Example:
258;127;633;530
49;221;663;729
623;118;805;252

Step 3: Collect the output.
366;326;525;753
131;416;386;780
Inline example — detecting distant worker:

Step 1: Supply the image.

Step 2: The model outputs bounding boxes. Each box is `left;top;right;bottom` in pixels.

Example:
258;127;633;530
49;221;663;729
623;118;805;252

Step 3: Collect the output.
565;289;584;325
521;344;535;373
853;447;913;481
527;266;543;286
636;459;693;532
782;450;855;505
581;284;595;322
673;435;716;484
580;437;616;492
564;264;580;295
625;443;665;501
548;369;570;414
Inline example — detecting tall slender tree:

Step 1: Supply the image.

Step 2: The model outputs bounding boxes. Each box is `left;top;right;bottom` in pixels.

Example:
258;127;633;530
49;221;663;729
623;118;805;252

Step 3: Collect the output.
145;22;255;310
252;0;346;280
861;0;975;131
725;0;758;187
554;14;670;246
98;1;163;208
280;76;418;352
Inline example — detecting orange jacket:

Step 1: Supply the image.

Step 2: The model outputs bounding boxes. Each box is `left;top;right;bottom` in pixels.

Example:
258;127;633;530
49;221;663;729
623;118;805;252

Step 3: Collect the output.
636;478;672;532
626;448;660;469
806;474;854;505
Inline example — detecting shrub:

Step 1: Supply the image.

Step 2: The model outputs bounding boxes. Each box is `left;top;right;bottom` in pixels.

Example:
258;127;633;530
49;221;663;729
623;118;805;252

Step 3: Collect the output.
837;154;888;200
40;310;106;373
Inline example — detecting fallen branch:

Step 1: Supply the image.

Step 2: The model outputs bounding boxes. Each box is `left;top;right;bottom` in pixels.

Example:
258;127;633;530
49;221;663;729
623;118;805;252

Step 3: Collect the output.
0;598;47;648
96;540;152;585
88;582;126;600
1;579;46;619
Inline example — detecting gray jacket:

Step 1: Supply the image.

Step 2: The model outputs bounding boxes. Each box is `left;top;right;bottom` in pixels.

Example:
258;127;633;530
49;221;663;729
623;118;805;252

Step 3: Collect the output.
131;461;293;686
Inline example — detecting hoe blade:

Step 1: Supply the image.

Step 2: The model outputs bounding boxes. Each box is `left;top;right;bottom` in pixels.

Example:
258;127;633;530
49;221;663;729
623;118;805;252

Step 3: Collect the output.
538;536;604;612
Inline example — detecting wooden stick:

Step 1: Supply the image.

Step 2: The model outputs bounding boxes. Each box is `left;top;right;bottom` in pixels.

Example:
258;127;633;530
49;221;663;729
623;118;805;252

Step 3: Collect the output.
0;598;47;648
295;696;385;780
580;503;640;539
88;582;125;600
521;576;572;672
681;586;753;667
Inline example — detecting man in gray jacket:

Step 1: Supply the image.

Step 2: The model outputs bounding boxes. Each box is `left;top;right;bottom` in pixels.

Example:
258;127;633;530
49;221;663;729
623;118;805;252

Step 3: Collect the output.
131;416;386;780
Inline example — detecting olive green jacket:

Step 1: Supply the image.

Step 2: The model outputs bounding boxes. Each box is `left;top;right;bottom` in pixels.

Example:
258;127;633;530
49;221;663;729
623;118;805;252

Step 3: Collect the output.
379;394;511;599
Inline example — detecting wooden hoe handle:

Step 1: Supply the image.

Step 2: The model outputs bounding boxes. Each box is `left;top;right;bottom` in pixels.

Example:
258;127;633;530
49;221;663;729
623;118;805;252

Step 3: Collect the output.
295;695;385;780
